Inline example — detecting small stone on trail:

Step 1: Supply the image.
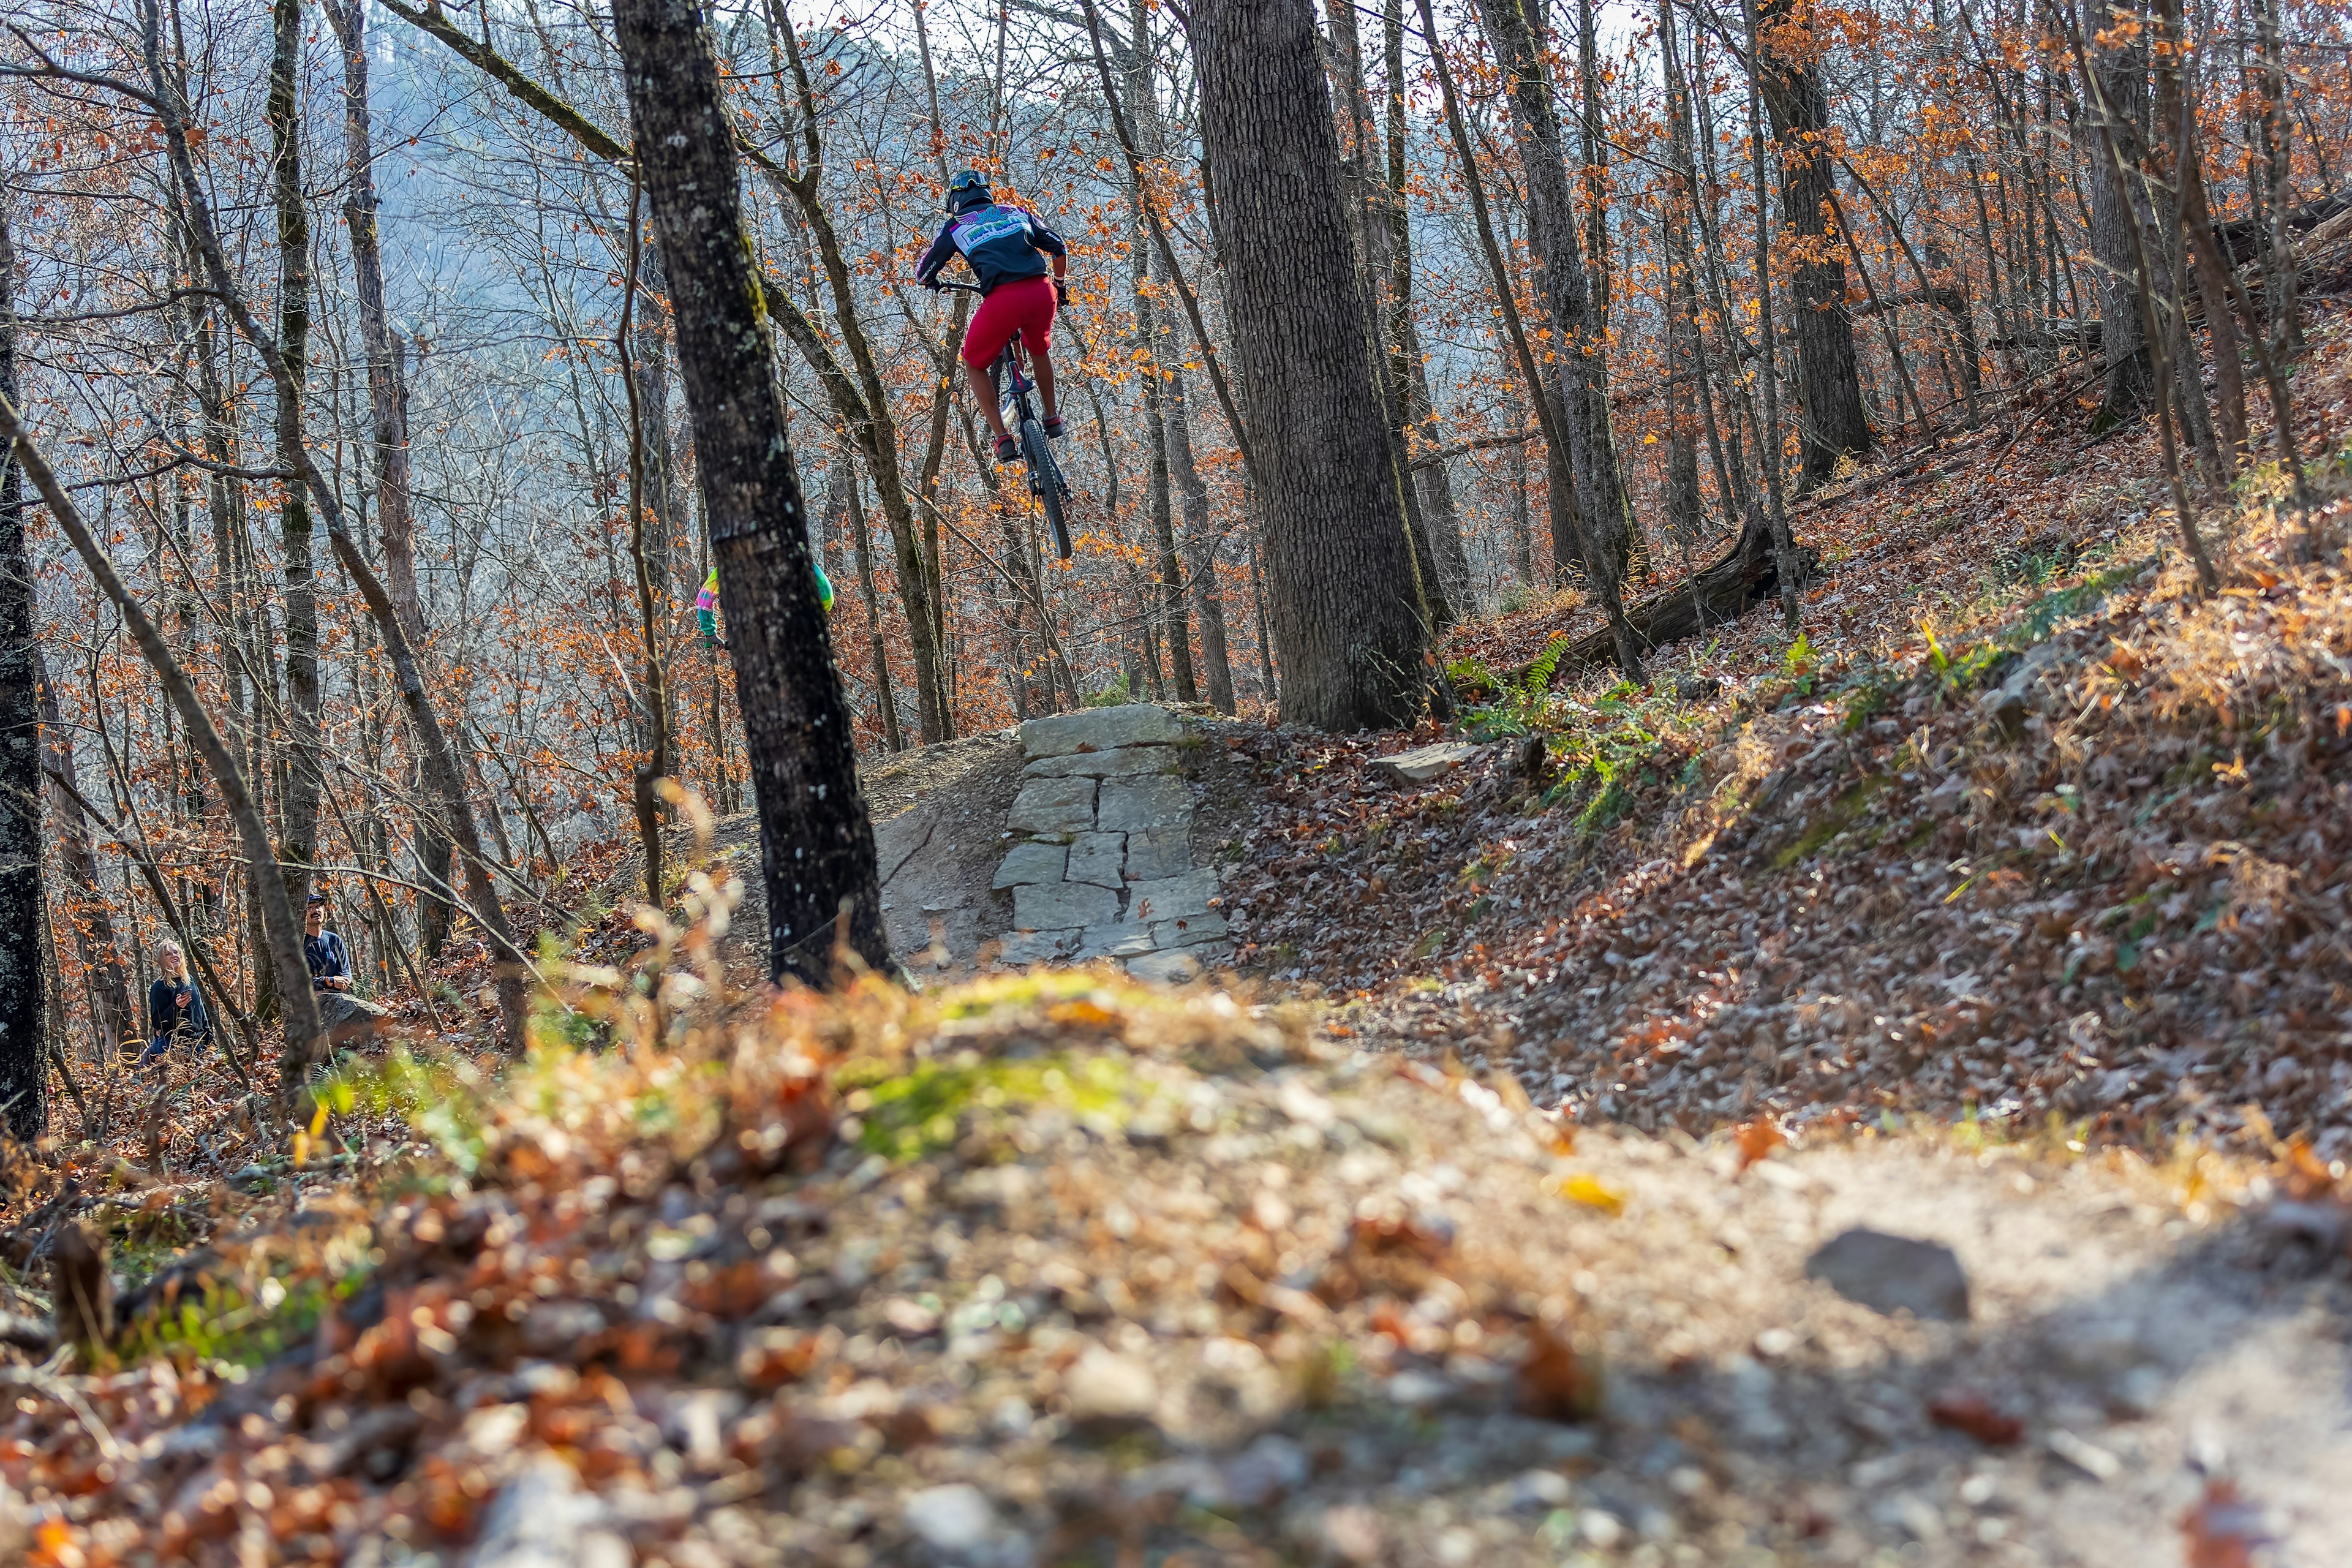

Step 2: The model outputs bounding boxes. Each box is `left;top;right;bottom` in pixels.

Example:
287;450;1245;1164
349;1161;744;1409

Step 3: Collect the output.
1310;1504;1387;1564
1064;1348;1159;1433
1804;1228;1970;1321
469;1454;629;1568
1219;1433;1310;1508
1127;948;1203;985
1373;739;1481;786
2045;1428;2124;1482
903;1482;1000;1553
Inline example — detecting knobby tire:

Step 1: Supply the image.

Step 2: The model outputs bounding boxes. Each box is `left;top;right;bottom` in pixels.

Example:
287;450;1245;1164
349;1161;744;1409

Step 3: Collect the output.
1022;417;1072;560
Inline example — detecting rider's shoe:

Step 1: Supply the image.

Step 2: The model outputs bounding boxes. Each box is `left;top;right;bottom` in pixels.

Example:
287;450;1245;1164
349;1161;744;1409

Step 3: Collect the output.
1043;415;1065;439
994;434;1020;464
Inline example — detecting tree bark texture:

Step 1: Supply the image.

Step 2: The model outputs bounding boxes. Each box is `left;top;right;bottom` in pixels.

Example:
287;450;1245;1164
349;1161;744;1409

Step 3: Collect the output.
1470;0;1646;676
1755;0;1875;481
323;0;456;955
1383;0;1471;612
612;0;891;985
269;0;323;1005
1324;0;1456;634
2084;2;2152;429
1190;0;1431;731
1164;371;1237;714
34;654;132;1060
0;194;44;1137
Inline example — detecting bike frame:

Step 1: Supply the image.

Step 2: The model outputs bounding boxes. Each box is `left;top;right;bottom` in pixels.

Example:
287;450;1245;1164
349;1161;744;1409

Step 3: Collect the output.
929;275;1073;557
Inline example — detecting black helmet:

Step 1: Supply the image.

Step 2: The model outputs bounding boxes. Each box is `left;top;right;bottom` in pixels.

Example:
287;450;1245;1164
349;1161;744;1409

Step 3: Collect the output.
947;170;991;212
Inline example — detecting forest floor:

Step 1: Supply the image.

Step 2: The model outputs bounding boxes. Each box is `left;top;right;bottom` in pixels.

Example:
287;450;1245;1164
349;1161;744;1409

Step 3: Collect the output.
4;314;2352;1565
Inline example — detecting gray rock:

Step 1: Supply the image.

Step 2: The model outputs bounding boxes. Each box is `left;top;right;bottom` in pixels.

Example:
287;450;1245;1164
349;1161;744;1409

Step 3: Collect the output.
1219;1433;1310;1509
519;1299;606;1355
1373;739;1482;786
467;1454;630;1568
1006;777;1097;834
1154;912;1227;948
1804;1228;1970;1321
1072;921;1157;959
1064;832;1126;888
1309;1504;1386;1565
1023;746;1178;778
990;840;1068;889
2045;1315;2149;1378
903;1483;998;1552
997;929;1079;966
1065;1348;1159;1433
1123;824;1191;880
1097;774;1192;832
1126;868;1217;922
1012;881;1120;932
1022;704;1184;757
1128;948;1204;985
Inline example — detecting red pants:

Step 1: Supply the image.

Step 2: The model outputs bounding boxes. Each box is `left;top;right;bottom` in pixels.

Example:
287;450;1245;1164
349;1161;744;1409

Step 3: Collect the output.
962;275;1056;371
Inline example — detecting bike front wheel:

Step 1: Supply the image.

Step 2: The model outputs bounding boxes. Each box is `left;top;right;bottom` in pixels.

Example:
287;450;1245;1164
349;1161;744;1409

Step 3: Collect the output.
1020;417;1072;561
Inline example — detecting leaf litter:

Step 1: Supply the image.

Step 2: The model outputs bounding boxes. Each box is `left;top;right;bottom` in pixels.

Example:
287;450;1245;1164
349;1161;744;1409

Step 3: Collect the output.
9;325;2352;1562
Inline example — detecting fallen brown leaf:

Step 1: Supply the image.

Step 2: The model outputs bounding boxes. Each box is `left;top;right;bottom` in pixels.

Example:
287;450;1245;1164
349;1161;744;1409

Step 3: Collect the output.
1927;1388;2024;1446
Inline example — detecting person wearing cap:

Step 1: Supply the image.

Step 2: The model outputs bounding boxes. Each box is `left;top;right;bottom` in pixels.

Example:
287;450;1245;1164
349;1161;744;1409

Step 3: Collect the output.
304;893;386;1042
140;939;210;1065
914;171;1070;464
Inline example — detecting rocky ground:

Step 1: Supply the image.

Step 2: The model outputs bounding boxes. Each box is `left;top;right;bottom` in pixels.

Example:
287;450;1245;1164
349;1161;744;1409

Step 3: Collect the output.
2;967;2342;1567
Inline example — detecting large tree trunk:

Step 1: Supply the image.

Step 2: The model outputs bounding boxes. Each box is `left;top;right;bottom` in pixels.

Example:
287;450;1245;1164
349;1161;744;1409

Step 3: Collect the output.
1189;0;1431;731
323;0;455;957
0;194;43;1138
1658;0;1706;547
1323;0;1457;633
2084;1;2152;431
1164;371;1237;714
268;0;323;1012
1382;0;1471;612
612;0;891;985
1755;0;1874;483
34;656;132;1061
1469;0;1645;676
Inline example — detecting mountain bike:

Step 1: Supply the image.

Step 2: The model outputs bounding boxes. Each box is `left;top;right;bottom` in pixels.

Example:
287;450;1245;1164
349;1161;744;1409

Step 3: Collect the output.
935;279;1073;560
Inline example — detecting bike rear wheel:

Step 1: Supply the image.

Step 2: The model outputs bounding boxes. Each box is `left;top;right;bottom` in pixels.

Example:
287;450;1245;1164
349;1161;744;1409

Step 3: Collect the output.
1020;417;1072;560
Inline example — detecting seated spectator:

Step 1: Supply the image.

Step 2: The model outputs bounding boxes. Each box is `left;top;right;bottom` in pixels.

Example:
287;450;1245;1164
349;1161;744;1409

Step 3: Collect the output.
140;940;209;1065
305;894;387;1044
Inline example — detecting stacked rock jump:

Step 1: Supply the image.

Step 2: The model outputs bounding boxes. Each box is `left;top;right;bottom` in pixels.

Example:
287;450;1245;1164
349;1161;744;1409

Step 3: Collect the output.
990;704;1227;982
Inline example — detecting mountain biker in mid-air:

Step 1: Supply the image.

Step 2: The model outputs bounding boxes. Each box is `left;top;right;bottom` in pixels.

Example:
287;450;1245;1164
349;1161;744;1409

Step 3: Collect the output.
915;170;1069;465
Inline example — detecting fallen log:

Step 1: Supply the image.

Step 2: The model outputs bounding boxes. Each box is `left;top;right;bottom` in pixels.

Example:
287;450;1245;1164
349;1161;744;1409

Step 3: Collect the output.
1535;514;1815;685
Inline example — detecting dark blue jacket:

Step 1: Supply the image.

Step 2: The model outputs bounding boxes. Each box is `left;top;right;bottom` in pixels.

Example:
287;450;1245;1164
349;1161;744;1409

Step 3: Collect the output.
916;203;1066;294
148;975;208;1040
305;930;351;993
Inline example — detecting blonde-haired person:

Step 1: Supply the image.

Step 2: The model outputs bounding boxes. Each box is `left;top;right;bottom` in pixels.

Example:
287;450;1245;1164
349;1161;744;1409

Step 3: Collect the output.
140;940;209;1065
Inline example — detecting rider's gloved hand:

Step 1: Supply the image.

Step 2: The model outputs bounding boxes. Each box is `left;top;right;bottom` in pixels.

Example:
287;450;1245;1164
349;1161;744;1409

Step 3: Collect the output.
922;277;941;292
1054;279;1069;307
